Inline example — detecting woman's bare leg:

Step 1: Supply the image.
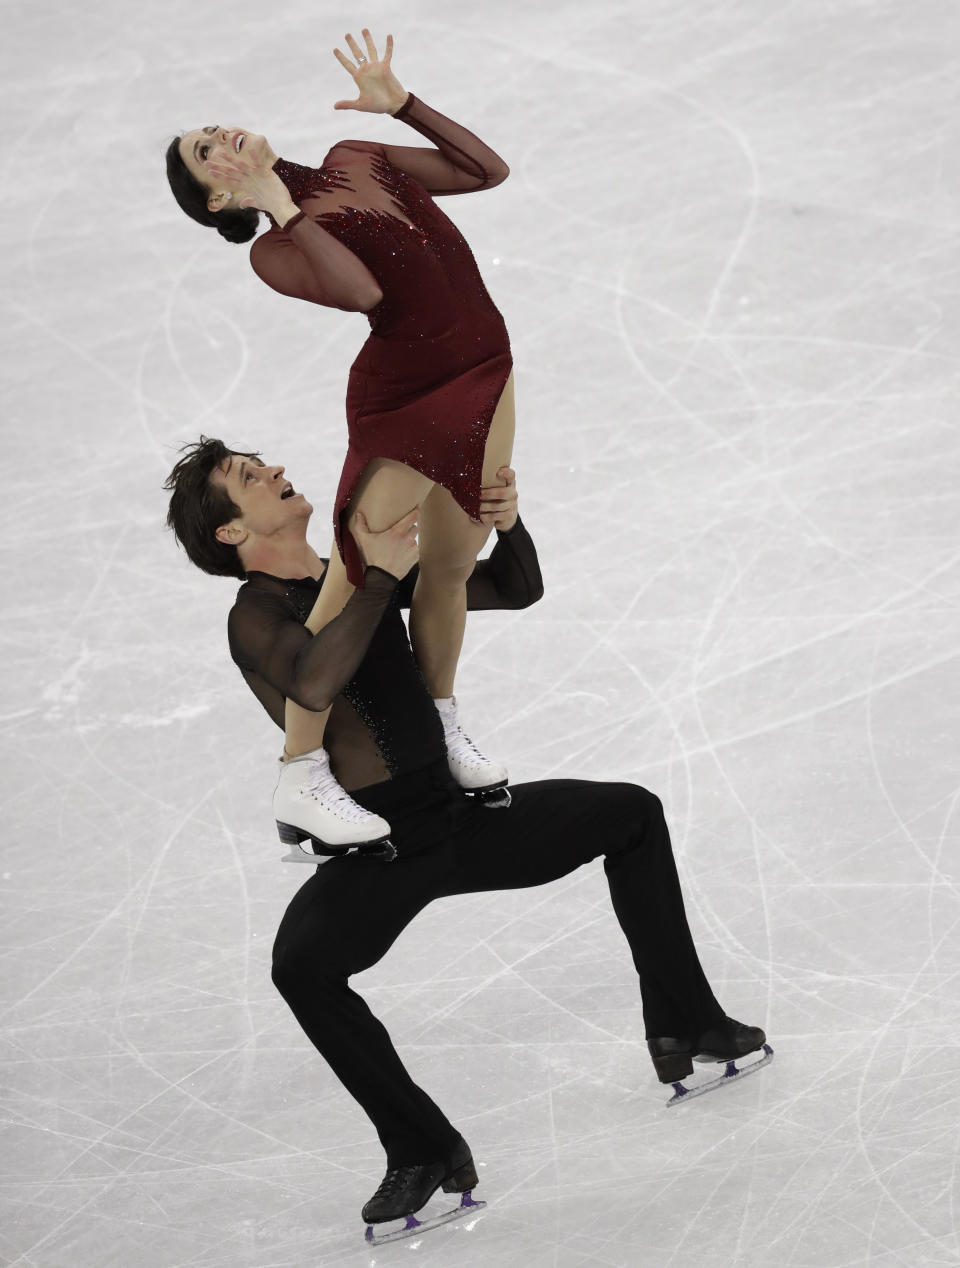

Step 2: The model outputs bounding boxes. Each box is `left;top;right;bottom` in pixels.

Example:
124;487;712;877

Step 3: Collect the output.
410;371;517;696
283;462;435;758
284;370;515;756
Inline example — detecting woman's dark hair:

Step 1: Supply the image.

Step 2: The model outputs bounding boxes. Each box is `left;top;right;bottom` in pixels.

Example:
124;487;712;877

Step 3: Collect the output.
164;436;260;579
165;137;260;245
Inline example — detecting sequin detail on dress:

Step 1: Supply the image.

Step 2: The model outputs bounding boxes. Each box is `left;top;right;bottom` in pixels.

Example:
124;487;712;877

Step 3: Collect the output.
269;158;353;207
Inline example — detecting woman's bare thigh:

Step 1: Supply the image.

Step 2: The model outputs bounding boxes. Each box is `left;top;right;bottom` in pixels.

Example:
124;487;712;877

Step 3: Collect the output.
480;370;515;487
417;483;491;574
418;370;517;573
306;461;436;631
346;369;516;571
346;458;437;534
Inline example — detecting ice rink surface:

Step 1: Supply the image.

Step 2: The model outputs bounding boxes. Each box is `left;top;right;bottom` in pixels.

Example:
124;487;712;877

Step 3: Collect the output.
3;0;959;1263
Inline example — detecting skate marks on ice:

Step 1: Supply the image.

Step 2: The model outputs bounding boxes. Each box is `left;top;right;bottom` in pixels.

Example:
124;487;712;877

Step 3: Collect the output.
363;1044;775;1249
6;0;960;1262
665;1044;774;1108
364;1191;487;1246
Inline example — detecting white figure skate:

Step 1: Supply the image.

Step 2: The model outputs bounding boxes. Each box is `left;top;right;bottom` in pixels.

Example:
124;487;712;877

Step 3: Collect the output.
434;696;511;809
274;747;395;864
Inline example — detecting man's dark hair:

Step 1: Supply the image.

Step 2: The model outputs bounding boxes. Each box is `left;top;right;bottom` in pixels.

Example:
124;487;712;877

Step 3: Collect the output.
165;137;260;245
164;436;259;579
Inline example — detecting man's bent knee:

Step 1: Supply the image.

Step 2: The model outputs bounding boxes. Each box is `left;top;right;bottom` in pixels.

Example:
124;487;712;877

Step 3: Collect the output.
272;933;345;1000
599;783;666;860
600;781;663;818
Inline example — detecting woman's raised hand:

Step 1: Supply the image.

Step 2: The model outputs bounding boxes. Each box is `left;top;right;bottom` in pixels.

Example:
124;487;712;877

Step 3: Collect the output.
333;29;408;114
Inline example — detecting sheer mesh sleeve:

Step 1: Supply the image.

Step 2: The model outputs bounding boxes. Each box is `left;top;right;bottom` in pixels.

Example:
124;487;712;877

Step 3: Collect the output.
395;515;544;612
379;94;510;195
249;214;384;311
228;568;398;712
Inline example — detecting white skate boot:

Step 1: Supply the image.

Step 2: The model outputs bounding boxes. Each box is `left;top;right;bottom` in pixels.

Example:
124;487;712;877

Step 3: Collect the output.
433;696;511;809
273;747;395;864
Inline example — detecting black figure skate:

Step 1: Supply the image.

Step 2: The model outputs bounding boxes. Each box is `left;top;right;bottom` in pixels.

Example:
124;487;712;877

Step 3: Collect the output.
648;1018;773;1107
363;1137;486;1246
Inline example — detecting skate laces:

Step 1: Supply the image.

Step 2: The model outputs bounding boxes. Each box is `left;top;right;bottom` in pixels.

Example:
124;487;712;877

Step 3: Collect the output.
300;755;374;824
373;1166;420;1200
444;725;491;772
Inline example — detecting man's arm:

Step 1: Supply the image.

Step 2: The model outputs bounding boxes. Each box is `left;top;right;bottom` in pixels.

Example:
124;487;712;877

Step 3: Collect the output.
463;515;544;611
228;569;400;713
229;506;421;711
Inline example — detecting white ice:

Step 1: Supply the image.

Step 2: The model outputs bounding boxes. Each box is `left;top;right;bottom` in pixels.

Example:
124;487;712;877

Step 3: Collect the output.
3;0;959;1264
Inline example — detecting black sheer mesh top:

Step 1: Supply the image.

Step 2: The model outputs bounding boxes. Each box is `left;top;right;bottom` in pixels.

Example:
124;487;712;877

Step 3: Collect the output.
227;518;543;792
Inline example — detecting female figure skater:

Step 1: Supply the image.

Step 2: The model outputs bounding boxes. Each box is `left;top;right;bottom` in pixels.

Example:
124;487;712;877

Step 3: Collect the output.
166;29;518;851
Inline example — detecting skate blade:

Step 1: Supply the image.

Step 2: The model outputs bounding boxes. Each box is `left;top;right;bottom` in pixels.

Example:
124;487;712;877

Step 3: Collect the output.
280;839;396;865
665;1043;774;1108
364;1192;487;1245
280;846;341;865
465;785;512;809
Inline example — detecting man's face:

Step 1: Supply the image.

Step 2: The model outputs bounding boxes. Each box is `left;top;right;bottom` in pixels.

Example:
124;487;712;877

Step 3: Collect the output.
211;454;312;546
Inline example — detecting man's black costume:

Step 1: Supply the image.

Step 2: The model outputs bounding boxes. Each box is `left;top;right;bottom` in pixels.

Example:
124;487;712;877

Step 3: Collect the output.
228;518;755;1203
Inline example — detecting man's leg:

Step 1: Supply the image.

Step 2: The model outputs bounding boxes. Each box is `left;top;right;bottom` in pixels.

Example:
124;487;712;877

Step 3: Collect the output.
271;851;464;1167
442;779;728;1039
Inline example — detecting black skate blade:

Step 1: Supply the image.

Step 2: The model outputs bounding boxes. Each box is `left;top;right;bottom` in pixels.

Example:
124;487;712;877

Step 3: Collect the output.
464;785;512;809
277;825;394;865
665;1043;774;1108
364;1191;486;1245
280;842;396;865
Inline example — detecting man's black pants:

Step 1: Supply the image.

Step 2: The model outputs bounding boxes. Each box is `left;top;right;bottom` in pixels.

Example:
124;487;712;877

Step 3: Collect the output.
271;761;726;1167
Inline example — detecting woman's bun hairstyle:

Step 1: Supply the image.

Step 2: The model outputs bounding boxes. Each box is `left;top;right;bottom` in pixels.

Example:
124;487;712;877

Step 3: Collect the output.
165;136;260;245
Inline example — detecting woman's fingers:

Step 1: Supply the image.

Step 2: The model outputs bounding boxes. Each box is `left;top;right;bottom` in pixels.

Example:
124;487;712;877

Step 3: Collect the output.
361;27;378;61
333;46;356;75
344;31;365;63
207;161;242;183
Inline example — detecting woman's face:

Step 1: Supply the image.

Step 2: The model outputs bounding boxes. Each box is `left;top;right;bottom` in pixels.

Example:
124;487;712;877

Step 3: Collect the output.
178;126;271;204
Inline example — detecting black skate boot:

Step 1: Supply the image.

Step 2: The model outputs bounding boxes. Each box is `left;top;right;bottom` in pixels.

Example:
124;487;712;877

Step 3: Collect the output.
362;1137;485;1245
648;1017;772;1107
647;1017;767;1083
694;1018;767;1063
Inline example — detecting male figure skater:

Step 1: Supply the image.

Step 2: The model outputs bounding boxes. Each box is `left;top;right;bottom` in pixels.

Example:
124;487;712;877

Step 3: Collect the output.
164;438;769;1235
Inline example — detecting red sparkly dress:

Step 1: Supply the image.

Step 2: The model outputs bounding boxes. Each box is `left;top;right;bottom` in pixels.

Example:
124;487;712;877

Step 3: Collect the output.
249;94;513;587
